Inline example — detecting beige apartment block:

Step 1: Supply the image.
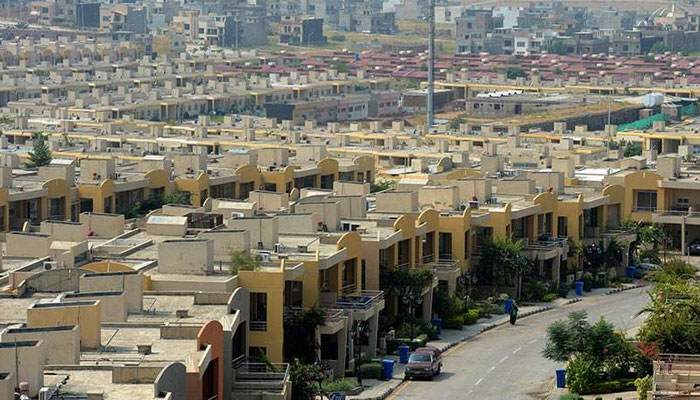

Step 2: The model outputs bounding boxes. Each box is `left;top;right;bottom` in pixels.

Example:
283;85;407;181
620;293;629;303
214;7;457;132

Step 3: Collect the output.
26;301;102;349
158;239;214;275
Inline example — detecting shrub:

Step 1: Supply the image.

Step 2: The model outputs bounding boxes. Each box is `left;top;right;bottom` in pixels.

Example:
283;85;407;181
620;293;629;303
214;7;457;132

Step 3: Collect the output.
360;363;382;379
558;394;581;400
558;284;571;298
635;375;652;400
395;321;438;340
566;354;600;394
581;272;594;292
522;280;549;301
484;303;506;315
444;315;464;329
542;293;559;302
323;378;358;392
463;309;480;325
330;34;346;42
578;379;635;395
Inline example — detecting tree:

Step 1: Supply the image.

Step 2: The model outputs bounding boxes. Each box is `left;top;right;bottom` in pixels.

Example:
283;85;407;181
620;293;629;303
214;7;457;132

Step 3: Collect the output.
649;41;667;54
504;67;527;80
370;179;395;193
448;115;466;131
623;141;642;158
26;133;52;168
638;281;700;354
544;311;648;394
162;191;191;205
284;308;325;363
230;250;261;274
548;41;570;55
476;236;530;296
289;360;323;400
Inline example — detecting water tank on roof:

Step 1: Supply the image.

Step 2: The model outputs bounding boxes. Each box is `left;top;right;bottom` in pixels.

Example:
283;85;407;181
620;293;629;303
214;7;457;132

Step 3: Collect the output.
643;93;664;108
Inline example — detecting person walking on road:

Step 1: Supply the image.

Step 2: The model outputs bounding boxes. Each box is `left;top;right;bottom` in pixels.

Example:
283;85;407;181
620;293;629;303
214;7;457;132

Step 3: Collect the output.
509;302;519;325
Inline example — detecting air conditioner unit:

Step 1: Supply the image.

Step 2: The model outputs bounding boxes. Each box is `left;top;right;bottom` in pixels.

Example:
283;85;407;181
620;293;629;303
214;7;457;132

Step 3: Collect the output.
39;387;56;400
256;251;271;262
43;261;58;270
230;212;245;219
273;243;283;253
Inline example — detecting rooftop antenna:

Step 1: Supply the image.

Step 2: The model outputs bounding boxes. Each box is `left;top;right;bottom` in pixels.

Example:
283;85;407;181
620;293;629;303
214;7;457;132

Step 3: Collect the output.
427;0;435;129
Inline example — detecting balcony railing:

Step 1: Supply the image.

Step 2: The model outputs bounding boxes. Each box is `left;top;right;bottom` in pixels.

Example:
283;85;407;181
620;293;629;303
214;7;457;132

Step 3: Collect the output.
422;253;435;264
396;261;411;271
341;283;357;294
632;206;658;213
335;290;384;310
324;309;346;322
522;237;567;250
232;362;290;394
249;321;268;331
431;258;461;272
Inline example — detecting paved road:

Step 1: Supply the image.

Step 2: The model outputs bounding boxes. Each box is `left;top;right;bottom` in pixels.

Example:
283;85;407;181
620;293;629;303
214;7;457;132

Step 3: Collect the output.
387;287;651;400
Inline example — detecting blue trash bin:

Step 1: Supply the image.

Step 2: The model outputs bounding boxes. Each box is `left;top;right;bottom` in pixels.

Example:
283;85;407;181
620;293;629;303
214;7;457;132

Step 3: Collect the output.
575;281;584;296
381;359;394;380
626;266;637;279
504;298;514;314
431;317;442;335
398;345;410;364
555;369;566;388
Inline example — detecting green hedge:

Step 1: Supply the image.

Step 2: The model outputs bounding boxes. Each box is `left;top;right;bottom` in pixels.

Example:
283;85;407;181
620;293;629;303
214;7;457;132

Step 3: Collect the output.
444;315;464;329
464;309;480;325
360;363;382;379
542;293;558;302
578;379;636;395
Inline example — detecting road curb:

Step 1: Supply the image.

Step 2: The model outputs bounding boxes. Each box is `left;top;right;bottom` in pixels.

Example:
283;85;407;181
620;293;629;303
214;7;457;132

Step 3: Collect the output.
605;283;647;295
351;306;555;400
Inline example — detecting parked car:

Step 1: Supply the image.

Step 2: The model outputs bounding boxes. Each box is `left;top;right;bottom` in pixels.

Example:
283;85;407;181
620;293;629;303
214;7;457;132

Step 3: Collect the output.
634;263;661;278
404;350;441;380
689;239;700;256
414;346;442;371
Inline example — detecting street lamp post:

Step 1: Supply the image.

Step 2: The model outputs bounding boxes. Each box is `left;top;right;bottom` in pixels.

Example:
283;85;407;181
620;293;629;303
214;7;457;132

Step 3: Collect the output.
459;272;477;312
401;288;424;341
349;320;369;387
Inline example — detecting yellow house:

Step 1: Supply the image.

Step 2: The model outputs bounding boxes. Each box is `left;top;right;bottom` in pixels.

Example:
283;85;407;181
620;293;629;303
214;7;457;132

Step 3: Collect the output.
77;179;116;213
604;170;663;222
175;172;210;207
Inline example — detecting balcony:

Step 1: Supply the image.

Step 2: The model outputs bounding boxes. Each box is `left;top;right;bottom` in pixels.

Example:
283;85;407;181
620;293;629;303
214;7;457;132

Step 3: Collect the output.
341;283;357;295
521;237;568;260
335;290;385;311
429;258;461;291
601;228;637;244
653;210;700;226
232;362;290;398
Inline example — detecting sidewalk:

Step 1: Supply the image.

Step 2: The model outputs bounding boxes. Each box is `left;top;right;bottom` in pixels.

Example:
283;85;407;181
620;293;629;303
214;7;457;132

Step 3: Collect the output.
348;304;555;400
347;284;648;400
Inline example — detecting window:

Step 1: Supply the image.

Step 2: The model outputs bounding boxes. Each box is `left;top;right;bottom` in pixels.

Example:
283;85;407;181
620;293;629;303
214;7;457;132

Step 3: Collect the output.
284;281;303;308
677;197;690;211
250;292;268;331
635;191;657;212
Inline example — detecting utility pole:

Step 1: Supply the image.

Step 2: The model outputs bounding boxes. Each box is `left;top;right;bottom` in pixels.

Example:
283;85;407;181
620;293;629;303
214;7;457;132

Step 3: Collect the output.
426;0;435;129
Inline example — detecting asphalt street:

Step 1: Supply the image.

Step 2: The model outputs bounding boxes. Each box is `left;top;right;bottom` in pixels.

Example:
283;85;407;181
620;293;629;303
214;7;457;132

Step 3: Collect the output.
387;287;651;400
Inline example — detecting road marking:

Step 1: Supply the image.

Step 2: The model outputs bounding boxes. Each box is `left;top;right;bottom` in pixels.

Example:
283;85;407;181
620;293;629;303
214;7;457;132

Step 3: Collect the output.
488;366;496;373
528;339;538;345
499;356;509;363
386;381;411;400
513;346;522;354
475;378;483;386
